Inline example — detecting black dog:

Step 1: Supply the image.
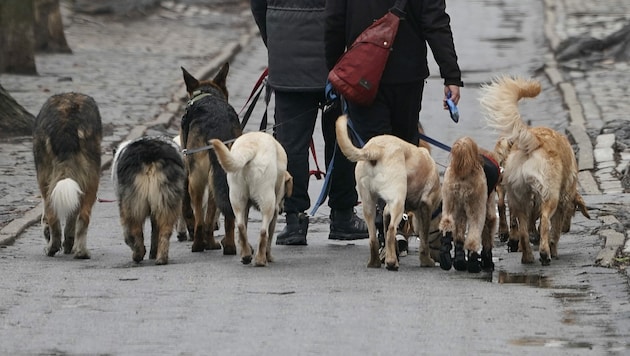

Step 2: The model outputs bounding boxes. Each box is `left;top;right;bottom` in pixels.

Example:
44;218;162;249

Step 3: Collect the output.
112;136;186;265
33;92;102;259
180;63;242;254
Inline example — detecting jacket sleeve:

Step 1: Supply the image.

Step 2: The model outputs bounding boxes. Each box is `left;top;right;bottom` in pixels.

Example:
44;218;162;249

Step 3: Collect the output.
324;0;347;70
250;0;268;46
420;0;463;86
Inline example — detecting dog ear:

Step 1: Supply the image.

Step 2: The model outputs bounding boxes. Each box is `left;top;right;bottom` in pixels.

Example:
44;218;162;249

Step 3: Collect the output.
181;67;199;96
284;172;293;198
213;63;230;99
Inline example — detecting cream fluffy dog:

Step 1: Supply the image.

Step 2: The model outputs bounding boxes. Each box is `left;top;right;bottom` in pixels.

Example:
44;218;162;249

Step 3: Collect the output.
439;136;497;273
481;75;589;265
210;131;293;267
335;115;441;271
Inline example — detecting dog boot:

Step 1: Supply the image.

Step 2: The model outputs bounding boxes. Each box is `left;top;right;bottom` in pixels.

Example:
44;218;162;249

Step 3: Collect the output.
439;232;453;270
480;248;495;272
467;251;482;273
329;209;368;240
453;241;467;271
276;213;308;245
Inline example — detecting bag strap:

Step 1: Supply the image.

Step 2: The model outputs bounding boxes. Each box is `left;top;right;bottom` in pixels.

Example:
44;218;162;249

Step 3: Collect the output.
390;0;407;17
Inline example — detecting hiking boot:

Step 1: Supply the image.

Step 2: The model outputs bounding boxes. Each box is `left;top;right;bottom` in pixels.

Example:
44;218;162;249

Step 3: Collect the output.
276;213;308;245
328;209;368;240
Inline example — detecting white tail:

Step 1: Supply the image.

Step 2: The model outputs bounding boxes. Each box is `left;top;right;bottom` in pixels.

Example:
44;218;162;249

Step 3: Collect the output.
211;138;256;173
335;115;382;162
50;178;83;220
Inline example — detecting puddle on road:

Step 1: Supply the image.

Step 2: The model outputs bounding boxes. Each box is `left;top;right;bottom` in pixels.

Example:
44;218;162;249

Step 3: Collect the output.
509;337;593;349
492;270;552;288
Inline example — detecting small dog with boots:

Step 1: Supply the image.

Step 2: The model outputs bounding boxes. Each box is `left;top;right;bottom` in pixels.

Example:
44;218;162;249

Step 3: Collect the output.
438;136;498;273
32;92;102;259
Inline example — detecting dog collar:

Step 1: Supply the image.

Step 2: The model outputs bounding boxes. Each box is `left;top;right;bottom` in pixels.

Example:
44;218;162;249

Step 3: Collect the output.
187;90;212;106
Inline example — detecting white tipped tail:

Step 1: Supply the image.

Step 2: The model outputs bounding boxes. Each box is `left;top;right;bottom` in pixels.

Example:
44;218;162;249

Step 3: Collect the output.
50;178;83;220
480;75;542;152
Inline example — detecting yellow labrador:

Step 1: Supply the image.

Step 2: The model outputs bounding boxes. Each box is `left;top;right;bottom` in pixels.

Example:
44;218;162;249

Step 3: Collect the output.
210;132;293;267
335;115;441;271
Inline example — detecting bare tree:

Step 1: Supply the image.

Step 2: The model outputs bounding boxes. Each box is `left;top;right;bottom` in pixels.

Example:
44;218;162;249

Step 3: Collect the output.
34;0;71;53
0;84;35;138
0;0;37;74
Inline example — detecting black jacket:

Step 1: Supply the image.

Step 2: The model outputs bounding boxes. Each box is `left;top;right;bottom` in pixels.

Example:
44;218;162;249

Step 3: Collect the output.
325;0;463;86
250;0;329;91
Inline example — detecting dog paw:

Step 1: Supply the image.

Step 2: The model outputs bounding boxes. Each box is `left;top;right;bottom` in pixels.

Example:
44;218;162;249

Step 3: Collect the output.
155;257;168;265
498;232;510;243
177;232;188;242
467;252;481;273
507;239;519;252
480;249;494;271
221;238;237;255
241;255;252;265
385;261;399;271
453;243;467;271
539;252;551;266
73;250;91;260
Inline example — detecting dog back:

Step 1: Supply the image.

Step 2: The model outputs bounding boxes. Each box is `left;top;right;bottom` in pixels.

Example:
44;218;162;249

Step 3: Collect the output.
113;137;185;221
33;92;102;218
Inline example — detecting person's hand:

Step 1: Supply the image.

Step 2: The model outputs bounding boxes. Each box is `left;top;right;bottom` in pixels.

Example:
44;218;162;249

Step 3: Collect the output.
443;85;460;109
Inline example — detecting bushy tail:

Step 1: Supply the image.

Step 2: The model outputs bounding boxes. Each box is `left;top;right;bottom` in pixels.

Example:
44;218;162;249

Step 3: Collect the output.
50;178;83;220
480;75;542;153
335;115;381;162
210;139;254;173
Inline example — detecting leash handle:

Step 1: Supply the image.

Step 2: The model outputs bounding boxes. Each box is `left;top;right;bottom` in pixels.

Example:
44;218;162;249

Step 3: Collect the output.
446;91;459;123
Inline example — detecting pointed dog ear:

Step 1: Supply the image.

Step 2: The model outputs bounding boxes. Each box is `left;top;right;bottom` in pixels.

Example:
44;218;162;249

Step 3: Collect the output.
181;67;199;96
212;63;230;99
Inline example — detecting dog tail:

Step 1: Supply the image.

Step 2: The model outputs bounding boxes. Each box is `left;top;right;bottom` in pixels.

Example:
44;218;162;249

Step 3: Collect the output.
575;192;591;219
50;178;83;220
480;75;542;153
335;115;381;162
210;138;252;173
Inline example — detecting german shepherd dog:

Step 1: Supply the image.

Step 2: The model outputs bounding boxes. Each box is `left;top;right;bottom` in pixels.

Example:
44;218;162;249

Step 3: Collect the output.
180;63;242;254
211;132;293;267
33;92;102;259
112;136;185;265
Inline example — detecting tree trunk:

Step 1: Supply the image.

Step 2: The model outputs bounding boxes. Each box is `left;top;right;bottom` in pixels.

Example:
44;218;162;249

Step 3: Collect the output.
0;84;35;138
0;0;37;74
34;0;71;53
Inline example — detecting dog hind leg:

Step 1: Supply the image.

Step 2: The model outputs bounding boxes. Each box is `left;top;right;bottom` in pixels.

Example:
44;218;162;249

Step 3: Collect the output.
63;210;78;254
44;203;62;257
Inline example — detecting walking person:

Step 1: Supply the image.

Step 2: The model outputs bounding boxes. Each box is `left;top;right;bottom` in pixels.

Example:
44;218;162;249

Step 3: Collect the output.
250;0;368;246
324;0;464;255
325;0;463;144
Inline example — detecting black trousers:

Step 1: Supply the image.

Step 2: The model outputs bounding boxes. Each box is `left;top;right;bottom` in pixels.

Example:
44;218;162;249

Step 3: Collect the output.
274;90;359;215
346;81;425;144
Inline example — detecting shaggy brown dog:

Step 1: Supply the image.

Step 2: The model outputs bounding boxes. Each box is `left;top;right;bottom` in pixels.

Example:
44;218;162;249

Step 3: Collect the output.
335;115;441;271
180;63;242;254
211;132;293;267
439;137;497;273
112;136;185;265
481;75;590;265
32;92;102;259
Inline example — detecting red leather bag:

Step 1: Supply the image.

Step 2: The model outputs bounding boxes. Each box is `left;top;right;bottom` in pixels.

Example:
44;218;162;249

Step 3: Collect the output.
328;0;407;106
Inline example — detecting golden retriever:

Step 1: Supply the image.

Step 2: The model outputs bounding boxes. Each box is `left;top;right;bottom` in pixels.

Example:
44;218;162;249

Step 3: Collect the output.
480;75;589;265
335;115;441;271
438;136;498;273
210;132;293;267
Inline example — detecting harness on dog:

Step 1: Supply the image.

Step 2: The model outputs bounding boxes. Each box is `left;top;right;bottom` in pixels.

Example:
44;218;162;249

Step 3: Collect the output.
482;154;501;195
